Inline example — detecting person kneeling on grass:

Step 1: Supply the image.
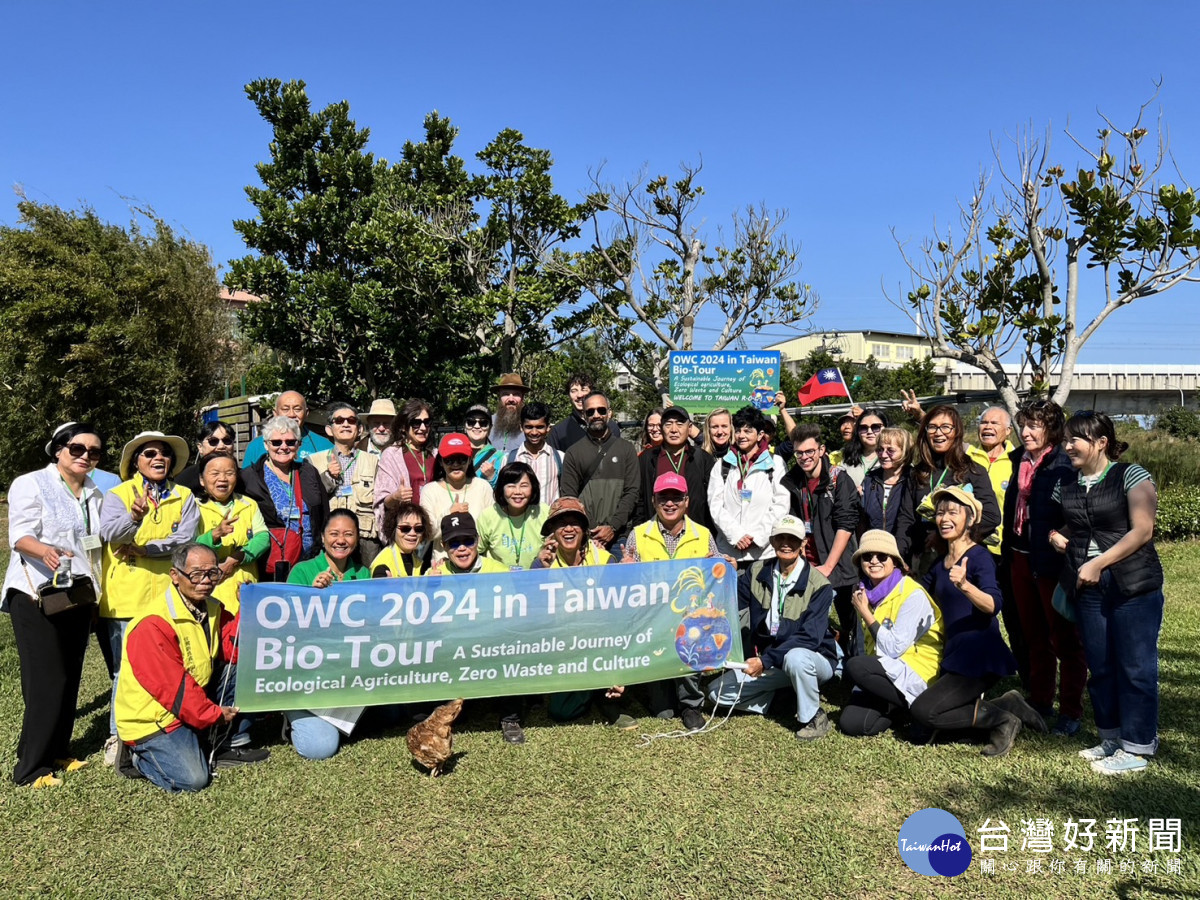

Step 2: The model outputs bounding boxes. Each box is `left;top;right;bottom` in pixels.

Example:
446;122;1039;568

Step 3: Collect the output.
431;512;527;744
706;515;839;741
115;543;268;792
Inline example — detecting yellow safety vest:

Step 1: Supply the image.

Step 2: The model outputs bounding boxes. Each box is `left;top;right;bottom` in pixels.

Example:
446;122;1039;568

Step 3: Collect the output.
966;441;1014;555
863;576;944;685
101;480;196;619
632;517;713;561
115;586;223;744
548;543;610;568
369;545;427;578
198;496;260;616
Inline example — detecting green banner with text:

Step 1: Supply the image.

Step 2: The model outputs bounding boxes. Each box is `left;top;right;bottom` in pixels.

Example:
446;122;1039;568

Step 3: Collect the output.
234;559;743;712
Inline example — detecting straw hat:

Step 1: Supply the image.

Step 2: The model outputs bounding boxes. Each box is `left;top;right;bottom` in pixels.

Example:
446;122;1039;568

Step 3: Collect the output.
119;431;189;481
930;485;983;522
541;497;590;536
365;398;396;420
852;529;903;566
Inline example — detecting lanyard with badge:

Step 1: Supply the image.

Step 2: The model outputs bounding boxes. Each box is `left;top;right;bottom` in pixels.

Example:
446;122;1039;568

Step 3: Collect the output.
60;475;102;553
336;450;359;498
770;569;787;636
506;512;528;567
737;455;753;503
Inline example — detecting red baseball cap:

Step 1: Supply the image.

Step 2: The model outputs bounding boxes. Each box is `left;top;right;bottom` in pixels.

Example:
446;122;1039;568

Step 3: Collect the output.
438;432;471;458
653;473;688;494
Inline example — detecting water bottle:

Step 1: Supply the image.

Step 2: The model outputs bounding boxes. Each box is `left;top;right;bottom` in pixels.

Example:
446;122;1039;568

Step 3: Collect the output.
52;553;74;589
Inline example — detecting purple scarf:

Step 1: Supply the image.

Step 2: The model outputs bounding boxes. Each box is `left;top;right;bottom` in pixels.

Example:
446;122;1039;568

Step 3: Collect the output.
862;569;904;608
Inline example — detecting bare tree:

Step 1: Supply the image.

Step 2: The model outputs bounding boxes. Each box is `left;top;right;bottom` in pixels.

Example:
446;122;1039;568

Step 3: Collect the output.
568;163;818;389
894;88;1200;413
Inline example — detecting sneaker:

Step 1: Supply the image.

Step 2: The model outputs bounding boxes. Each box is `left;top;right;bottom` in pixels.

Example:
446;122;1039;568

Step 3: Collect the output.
213;747;271;769
611;714;638;731
1052;716;1081;737
680;708;706;732
1091;748;1147;776
54;757;89;773
1078;740;1120;761
500;717;526;745
31;773;63;789
795;709;831;742
103;736;119;767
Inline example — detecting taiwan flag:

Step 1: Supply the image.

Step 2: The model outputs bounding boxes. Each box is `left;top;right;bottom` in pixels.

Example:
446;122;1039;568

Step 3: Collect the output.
797;368;851;405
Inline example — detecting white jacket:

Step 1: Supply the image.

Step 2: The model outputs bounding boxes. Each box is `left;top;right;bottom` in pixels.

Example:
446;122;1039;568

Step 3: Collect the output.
707;449;790;562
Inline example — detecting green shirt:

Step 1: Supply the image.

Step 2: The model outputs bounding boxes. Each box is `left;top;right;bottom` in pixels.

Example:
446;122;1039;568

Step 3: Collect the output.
287;553;372;586
476;503;548;569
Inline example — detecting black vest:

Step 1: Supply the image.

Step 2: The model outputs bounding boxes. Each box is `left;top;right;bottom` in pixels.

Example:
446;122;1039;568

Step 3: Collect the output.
1057;462;1162;596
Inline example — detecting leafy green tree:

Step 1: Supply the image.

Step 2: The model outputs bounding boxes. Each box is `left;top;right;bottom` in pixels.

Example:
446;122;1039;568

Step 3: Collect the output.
522;334;622;422
0;199;233;484
897;92;1200;414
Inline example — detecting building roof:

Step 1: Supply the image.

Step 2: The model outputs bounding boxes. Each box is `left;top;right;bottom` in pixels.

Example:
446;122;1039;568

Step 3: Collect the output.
765;329;930;350
218;288;263;308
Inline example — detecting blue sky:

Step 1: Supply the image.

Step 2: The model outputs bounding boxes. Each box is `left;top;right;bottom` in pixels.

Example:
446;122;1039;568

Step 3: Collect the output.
4;1;1199;363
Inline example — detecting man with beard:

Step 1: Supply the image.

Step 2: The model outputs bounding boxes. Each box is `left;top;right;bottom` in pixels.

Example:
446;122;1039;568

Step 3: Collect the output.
549;372;619;453
490;374;528;460
359;399;395;456
559;392;640;552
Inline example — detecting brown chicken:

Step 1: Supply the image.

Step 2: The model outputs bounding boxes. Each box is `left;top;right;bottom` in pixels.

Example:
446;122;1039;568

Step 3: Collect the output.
406;698;464;777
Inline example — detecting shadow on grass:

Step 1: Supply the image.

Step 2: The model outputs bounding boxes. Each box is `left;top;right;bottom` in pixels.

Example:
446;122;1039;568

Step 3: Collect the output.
406;749;467;778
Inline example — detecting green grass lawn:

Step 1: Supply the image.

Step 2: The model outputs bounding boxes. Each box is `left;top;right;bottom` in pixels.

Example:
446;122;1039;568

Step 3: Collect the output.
2;533;1198;898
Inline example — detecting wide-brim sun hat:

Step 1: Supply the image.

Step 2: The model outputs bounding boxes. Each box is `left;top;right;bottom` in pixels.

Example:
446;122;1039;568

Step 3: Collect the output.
541;497;590;537
366;398;396;420
490;373;529;394
852;529;903;566
930;485;983;523
119;431;189;481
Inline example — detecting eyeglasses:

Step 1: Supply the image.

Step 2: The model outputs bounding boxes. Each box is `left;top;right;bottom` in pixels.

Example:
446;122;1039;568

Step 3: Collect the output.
139;448;171;460
924;423;956;435
860;552;891;564
858;423;884;434
878;446;903;456
268;439;299;448
445;536;477;549
584;407;608;418
175;567;221;584
795;448;820;459
645;423;662;432
396;524;425;535
330;416;359;426
465;418;490;428
655;492;688;505
65;443;102;461
410;418;431;430
204;435;234;447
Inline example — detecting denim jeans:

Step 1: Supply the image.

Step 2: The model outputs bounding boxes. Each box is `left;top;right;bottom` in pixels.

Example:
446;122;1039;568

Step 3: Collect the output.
285;710;341;760
104;619;129;737
1074;571;1163;755
707;647;834;724
131;726;212;793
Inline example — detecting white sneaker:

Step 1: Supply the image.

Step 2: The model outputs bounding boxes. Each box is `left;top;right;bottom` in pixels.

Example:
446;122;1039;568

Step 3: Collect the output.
1078;739;1119;761
1091;748;1148;776
103;735;119;767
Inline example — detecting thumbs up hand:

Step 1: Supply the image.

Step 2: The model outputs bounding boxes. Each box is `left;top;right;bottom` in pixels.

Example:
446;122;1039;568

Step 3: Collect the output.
949;556;968;589
313;567;336;589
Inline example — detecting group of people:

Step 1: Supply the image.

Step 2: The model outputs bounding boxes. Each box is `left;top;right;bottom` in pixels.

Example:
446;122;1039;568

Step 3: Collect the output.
5;370;1165;793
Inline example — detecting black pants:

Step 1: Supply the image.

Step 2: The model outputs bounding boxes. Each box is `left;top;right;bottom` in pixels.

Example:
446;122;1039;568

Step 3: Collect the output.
909;673;995;731
832;585;860;658
9;592;92;784
996;563;1030;689
840;655;908;737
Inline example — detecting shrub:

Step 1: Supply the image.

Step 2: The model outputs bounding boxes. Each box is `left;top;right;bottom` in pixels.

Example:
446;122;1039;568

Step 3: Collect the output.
1155;406;1200;440
1157;486;1200;541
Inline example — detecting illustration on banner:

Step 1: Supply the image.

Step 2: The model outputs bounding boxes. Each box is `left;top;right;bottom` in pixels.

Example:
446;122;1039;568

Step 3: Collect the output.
672;561;735;671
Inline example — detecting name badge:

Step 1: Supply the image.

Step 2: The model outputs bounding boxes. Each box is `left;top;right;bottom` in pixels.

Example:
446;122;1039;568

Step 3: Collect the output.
769;621;779;636
81;534;102;551
336;484;353;498
282;505;301;520
738;488;753;503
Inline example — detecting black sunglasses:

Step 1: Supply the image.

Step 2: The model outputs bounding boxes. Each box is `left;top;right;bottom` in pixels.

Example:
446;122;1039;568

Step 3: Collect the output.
65;443;102;461
584;407;608;418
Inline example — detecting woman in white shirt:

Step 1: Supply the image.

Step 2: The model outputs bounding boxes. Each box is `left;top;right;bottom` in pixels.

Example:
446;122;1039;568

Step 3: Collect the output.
3;423;106;787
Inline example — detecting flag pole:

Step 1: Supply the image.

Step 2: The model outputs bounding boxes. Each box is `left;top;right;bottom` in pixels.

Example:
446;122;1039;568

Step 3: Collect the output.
838;368;857;408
